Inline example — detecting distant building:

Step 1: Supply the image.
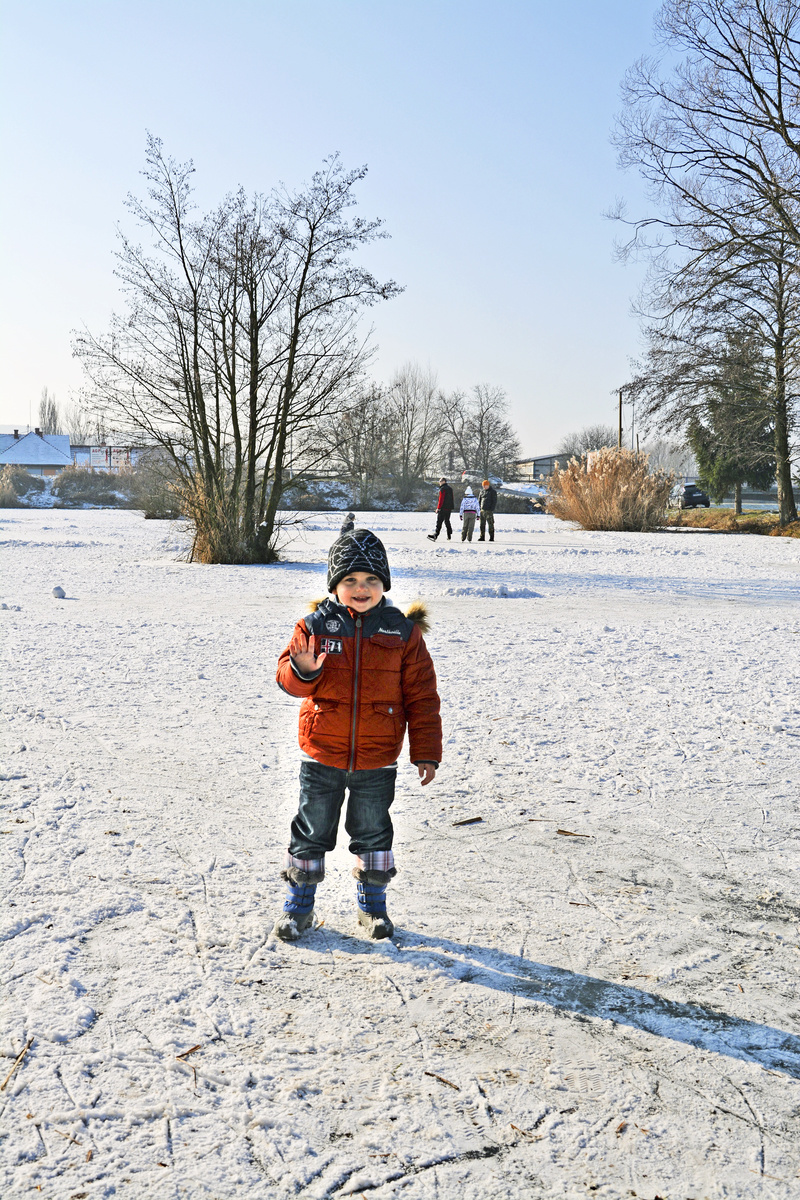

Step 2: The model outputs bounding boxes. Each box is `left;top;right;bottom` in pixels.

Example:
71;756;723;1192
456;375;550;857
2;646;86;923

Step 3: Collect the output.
72;445;136;471
0;428;141;475
0;429;72;476
514;454;560;480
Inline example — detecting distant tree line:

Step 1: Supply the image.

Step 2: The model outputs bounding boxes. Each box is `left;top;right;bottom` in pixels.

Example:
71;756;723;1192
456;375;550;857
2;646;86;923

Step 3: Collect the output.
615;0;800;523
556;424;618;461
315;367;521;507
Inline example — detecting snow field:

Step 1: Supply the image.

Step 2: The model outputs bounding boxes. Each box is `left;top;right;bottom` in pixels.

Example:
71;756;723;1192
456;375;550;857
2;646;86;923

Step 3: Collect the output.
1;508;800;1199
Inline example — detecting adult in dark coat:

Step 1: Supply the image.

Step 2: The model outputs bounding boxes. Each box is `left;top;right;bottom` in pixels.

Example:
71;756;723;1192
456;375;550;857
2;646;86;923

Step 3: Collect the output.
427;478;455;541
478;480;497;541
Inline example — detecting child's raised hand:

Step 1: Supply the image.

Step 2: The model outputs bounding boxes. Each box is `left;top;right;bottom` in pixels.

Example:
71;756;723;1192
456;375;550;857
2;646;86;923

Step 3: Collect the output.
289;629;327;674
417;762;437;786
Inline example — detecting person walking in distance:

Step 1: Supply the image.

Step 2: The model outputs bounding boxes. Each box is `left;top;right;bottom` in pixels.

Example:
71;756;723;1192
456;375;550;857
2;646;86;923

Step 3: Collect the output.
478;479;497;541
427;478;454;541
459;485;480;542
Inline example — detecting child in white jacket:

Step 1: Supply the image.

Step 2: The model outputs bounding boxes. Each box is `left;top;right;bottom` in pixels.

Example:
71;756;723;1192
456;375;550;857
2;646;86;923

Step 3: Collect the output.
459;486;480;542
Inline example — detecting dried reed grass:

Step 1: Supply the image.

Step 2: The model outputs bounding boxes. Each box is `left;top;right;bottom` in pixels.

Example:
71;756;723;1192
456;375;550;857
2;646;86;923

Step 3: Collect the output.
0;466;45;507
771;520;800;537
176;472;279;564
0;470;20;508
547;448;674;532
667;508;796;535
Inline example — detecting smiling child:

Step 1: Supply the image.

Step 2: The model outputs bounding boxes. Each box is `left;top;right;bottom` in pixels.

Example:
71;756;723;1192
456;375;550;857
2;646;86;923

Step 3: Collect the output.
274;528;442;940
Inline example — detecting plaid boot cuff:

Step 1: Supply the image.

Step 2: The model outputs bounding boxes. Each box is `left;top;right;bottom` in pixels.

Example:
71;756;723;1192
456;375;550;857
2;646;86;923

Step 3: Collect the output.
284;852;325;881
354;851;395;873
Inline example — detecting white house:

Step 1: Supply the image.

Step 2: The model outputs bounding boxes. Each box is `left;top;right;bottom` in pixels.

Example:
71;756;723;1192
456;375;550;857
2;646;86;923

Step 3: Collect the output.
0;430;73;476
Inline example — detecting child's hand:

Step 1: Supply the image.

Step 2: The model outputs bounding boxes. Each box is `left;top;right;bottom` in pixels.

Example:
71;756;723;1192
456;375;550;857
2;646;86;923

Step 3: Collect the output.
290;629;327;674
417;763;436;786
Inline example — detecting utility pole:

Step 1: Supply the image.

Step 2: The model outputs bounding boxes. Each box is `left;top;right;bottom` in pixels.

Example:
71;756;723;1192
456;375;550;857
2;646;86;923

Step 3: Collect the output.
618;389;623;449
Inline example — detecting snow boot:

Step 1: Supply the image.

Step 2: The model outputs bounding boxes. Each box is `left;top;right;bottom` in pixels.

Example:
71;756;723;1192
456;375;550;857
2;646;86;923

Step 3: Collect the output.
273;867;321;940
355;876;394;939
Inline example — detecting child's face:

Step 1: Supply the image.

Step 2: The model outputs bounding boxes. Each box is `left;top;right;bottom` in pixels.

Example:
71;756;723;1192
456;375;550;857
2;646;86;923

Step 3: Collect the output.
335;571;384;612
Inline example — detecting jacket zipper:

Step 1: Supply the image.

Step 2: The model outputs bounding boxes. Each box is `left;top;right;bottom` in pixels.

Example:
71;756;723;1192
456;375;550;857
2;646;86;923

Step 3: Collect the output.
348;616;362;771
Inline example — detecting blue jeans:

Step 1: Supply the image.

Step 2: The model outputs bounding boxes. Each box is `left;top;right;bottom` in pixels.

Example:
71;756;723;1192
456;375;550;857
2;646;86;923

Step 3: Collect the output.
289;759;397;859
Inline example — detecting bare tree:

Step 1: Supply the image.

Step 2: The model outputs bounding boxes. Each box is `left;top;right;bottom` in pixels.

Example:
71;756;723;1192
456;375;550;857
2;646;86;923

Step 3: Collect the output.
75;137;400;562
624;225;800;519
63;403;105;445
468;384;521;477
614;0;800;522
322;384;396;506
38;387;62;435
557;424;618;460
640;436;696;475
439;384;521;478
385;363;443;503
616;1;800;247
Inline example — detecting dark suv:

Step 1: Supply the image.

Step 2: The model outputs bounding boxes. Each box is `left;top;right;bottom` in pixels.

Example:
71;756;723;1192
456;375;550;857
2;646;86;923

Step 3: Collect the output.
671;483;711;509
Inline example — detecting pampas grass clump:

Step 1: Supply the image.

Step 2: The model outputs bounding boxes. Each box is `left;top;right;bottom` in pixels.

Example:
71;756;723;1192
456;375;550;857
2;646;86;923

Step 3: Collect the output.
548;448;674;532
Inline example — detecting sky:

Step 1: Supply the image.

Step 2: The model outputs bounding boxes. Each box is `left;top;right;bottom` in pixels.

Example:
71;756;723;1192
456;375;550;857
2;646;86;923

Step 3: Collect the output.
0;0;662;454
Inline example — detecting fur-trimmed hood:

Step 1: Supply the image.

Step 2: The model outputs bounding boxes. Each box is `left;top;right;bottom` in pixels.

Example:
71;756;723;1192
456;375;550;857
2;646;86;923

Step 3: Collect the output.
307;595;430;634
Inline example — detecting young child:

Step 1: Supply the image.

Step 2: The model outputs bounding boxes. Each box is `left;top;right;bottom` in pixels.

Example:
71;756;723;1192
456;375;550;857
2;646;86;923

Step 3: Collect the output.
459;485;480;541
274;528;442;941
340;511;356;535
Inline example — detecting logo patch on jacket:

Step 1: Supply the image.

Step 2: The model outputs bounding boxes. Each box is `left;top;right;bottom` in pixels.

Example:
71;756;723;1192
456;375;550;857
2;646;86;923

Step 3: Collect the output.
319;637;343;655
325;619;341;633
376;627;402;636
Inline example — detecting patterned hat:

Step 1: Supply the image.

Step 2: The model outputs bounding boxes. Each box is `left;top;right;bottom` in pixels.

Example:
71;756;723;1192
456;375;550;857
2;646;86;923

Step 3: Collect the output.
328;528;391;593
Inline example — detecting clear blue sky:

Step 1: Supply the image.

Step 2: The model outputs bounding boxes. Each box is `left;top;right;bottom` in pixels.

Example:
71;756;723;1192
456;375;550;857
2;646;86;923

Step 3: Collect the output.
0;0;660;452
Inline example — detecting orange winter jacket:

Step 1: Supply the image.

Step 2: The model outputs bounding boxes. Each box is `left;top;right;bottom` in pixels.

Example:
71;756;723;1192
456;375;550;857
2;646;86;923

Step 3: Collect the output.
276;597;442;771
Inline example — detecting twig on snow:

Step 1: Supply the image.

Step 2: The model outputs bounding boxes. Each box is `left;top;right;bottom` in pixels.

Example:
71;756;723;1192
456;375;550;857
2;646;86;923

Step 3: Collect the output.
53;1127;82;1145
510;1123;542;1141
175;1044;202;1060
1;1037;33;1091
423;1071;460;1090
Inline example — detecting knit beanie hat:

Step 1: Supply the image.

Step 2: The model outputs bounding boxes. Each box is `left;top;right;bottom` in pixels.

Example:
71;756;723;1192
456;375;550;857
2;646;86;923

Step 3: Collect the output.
328;528;391;593
464;485;473;496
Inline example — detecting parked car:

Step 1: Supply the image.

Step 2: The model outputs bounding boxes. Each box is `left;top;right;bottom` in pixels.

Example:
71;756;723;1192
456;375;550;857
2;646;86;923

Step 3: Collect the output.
670;483;711;509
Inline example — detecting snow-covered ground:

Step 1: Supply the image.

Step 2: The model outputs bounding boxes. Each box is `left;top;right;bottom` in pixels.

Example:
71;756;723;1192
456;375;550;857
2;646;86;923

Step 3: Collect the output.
1;508;799;1199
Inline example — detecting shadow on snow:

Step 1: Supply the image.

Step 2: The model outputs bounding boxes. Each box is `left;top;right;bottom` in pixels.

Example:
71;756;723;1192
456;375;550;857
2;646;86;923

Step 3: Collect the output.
303;927;800;1080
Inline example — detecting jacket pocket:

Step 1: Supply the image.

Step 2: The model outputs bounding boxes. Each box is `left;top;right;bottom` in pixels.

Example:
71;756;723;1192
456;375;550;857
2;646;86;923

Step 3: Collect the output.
301;697;340;740
373;701;405;737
